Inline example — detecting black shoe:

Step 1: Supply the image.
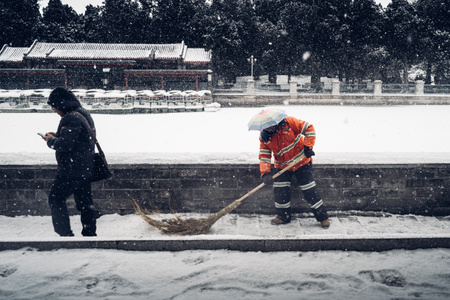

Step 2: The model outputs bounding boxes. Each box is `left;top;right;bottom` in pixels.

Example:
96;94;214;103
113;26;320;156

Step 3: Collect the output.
59;232;74;237
82;226;97;237
82;233;97;237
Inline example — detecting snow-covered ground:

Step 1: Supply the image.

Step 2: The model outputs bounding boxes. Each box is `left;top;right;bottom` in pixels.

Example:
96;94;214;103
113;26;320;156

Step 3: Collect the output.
1;212;450;299
0;246;448;299
2;213;450;241
1;105;450;165
1;104;450;299
1;213;450;299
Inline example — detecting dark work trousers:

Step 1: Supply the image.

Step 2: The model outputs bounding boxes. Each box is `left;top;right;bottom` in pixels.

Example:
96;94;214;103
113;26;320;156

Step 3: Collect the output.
273;162;328;222
48;176;97;236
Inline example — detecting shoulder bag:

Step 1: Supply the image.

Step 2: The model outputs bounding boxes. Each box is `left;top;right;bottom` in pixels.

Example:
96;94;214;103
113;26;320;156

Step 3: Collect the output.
74;111;113;182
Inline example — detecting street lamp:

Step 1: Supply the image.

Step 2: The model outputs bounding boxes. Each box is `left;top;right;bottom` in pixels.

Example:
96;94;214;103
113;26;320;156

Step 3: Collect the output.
102;67;110;89
248;55;257;79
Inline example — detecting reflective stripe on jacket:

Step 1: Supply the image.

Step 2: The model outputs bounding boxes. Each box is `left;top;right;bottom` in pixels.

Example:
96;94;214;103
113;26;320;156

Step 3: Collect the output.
259;116;316;176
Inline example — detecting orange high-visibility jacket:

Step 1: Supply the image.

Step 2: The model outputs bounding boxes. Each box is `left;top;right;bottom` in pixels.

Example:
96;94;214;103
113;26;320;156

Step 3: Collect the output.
259;116;316;176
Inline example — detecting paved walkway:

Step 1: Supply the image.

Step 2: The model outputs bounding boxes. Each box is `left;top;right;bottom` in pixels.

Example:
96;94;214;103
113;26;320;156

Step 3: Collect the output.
0;213;449;251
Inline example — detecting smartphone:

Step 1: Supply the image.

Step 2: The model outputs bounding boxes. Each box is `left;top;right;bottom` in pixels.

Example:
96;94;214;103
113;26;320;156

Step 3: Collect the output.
37;132;45;137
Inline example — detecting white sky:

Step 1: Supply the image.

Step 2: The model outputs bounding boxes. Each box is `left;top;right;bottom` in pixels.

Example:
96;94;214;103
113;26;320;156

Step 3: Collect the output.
39;0;104;14
40;0;392;14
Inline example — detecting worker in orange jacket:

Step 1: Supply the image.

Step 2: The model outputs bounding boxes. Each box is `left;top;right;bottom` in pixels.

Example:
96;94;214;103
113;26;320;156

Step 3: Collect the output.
258;116;330;228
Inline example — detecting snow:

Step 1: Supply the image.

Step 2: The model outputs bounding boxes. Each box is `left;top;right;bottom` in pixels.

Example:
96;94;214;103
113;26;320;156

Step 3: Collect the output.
1;105;450;165
1;104;450;299
0;247;448;299
2;213;449;242
1;213;450;299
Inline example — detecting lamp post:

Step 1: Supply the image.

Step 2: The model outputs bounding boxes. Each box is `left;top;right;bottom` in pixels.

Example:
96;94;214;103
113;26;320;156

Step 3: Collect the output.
102;67;110;89
248;55;256;79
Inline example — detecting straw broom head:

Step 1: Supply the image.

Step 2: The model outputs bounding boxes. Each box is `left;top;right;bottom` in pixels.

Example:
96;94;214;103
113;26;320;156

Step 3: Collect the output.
131;196;243;235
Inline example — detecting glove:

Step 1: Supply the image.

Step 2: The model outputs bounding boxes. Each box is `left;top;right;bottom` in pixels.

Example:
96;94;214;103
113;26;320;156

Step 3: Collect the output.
262;173;274;186
304;146;315;158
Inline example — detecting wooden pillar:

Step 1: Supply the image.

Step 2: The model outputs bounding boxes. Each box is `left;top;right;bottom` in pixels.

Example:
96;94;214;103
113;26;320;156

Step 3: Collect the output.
125;74;128;90
196;75;199;91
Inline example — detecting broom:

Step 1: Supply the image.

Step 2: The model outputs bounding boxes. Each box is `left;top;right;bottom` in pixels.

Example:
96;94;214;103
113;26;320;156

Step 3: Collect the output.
132;154;306;235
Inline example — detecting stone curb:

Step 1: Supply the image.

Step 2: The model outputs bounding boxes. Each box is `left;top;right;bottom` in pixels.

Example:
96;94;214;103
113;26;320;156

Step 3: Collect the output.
1;237;449;252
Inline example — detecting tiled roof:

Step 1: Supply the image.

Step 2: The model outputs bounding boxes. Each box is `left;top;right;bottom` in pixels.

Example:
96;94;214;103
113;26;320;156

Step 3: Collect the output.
0;42;211;64
25;42;186;60
153;43;185;60
0;46;29;62
184;48;212;63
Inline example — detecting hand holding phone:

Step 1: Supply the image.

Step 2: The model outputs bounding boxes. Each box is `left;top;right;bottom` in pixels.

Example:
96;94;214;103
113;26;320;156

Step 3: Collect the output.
38;132;45;137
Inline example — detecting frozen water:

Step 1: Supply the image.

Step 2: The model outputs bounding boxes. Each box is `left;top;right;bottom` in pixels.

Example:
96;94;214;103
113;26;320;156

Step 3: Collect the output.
1;105;449;165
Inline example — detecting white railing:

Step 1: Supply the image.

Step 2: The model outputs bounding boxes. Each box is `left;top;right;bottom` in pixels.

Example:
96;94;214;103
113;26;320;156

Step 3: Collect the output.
0;89;214;112
237;79;443;97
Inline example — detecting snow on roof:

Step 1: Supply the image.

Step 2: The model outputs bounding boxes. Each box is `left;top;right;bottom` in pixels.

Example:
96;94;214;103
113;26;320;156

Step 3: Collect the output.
153;43;185;60
24;42;187;60
184;48;211;63
0;45;29;62
0;42;211;64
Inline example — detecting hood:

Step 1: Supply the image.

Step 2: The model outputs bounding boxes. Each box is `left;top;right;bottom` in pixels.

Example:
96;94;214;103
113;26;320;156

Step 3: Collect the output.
47;87;81;114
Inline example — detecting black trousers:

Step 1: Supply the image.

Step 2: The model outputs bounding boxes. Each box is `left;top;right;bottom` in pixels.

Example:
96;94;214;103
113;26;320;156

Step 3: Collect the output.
273;162;328;222
48;176;97;236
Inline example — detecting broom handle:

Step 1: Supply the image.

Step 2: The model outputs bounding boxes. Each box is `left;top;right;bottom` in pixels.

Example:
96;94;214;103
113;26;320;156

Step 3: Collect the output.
235;153;306;203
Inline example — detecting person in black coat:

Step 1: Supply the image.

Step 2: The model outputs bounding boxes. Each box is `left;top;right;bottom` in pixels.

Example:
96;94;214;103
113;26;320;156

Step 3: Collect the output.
41;87;98;237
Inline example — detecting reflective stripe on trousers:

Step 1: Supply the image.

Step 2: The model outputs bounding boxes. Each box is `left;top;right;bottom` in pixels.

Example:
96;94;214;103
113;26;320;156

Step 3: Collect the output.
273;162;328;222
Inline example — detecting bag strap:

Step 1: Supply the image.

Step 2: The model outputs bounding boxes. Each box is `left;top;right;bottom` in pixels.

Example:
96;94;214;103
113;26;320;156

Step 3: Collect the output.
73;111;106;156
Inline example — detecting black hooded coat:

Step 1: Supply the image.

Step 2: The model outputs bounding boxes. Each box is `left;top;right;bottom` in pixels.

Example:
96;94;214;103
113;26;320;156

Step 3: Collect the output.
47;88;96;178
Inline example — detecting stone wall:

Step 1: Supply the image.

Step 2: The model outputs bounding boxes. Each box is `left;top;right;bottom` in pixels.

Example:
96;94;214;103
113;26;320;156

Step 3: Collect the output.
0;163;449;217
212;93;450;106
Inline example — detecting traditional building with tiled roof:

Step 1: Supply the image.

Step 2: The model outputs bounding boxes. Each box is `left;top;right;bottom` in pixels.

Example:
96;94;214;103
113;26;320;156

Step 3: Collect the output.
0;41;212;91
0;45;29;64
